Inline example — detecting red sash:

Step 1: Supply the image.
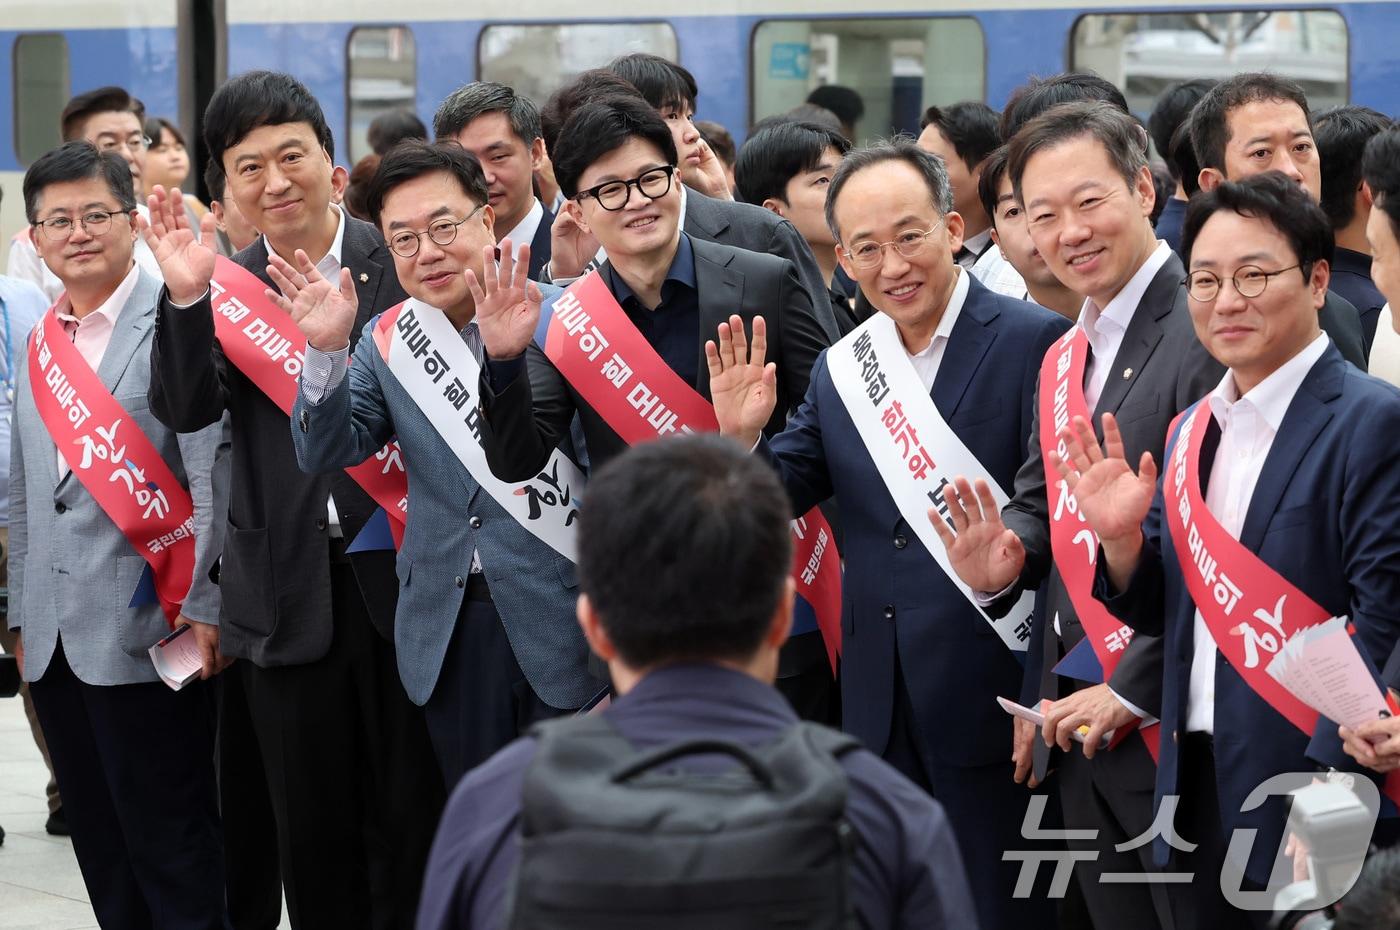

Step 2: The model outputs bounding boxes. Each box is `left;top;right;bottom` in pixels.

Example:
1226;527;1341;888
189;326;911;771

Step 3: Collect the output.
208;257;407;543
543;272;843;672
1038;328;1159;757
29;309;195;624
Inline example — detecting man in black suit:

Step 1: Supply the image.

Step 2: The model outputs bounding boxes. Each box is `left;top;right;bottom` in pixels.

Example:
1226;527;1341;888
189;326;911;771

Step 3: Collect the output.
433;82;554;281
939;102;1225;929
144;70;442;930
1189;71;1368;366
474;95;833;720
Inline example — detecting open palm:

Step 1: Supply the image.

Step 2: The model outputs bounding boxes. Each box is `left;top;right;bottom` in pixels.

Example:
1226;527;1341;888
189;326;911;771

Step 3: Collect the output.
139;185;217;306
928;476;1026;592
467;237;543;359
266;251;358;351
1050;413;1157;544
705;314;776;447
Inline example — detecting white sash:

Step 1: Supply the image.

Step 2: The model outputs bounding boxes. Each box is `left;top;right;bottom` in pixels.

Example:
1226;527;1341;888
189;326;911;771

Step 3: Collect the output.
381;300;583;562
827;313;1035;653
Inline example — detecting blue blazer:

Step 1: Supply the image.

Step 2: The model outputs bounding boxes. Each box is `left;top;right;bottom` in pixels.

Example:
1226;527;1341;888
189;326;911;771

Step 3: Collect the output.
762;273;1071;766
290;305;600;710
1096;344;1400;881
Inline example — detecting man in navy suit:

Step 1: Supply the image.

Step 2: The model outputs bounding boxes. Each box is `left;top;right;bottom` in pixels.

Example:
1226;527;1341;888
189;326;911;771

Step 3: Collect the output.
1059;173;1400;929
707;137;1069;930
433;83;554;281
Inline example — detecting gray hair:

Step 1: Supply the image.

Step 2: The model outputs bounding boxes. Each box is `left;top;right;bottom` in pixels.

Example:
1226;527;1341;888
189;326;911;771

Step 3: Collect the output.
1006;100;1149;206
824;136;953;242
432;81;541;145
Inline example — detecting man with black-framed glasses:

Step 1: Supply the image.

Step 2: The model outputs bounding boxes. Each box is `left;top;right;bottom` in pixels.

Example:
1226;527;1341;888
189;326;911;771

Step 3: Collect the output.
287;140;601;787
472;94;832;717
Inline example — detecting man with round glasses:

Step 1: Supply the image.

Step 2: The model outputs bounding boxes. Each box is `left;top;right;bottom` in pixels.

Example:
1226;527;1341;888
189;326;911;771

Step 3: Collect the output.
286;139;601;786
1050;172;1400;929
705;136;1069;930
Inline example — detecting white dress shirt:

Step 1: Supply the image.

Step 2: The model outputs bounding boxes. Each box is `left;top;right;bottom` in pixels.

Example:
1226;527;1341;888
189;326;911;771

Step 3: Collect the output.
969;245;1028;300
904;266;969;392
957;228;994;269
54;263;141;476
502;198;545;260
1368;303;1400;387
1185;332;1330;734
1078;240;1172;411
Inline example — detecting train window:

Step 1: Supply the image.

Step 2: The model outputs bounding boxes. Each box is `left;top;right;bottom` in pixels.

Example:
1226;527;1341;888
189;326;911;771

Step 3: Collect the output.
1071;11;1349;114
478;23;679;110
13;33;70;166
347;26;417;164
751;17;985;142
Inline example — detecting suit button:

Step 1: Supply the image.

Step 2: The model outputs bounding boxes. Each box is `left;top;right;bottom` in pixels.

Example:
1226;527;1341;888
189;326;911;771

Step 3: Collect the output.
315;516;327;531
883;605;895;620
454;575;465;589
55;502;66;514
893;534;908;549
1172;729;1179;744
468;516;482;529
298;410;309;433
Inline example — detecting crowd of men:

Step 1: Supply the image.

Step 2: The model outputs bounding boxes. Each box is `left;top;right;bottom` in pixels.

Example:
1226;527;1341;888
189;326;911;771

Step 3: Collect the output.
5;51;1400;930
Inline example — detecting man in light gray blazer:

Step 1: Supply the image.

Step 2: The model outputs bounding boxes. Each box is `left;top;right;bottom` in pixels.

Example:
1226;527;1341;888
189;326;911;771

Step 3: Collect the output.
287;140;601;787
11;143;228;929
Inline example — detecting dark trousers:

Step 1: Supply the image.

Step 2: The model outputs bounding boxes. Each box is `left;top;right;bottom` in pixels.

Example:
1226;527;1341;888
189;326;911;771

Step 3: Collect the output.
29;637;224;930
237;559;445;930
216;666;282;930
883;664;1057;930
423;578;566;790
1056;731;1175;929
775;630;839;726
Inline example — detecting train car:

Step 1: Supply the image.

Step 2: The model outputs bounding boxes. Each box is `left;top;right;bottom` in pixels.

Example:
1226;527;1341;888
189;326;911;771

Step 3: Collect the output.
3;0;1399;265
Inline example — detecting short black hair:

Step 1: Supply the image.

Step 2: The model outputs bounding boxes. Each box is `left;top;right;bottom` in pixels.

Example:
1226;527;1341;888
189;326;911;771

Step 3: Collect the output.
976;144;1011;227
919;102;1001;171
1147;79;1217;180
1000;72;1129;142
695;120;735;168
144;116;186;150
806;85;865;130
1007;101;1149;206
343;153;381;222
204;70;335;171
364;140;489;227
1314;105;1393;228
1333;847;1400;930
552;95;678;200
60;86;139;142
1179;171;1333;277
1189;72;1311;175
541;70;643;154
433;82;541;147
1363;129;1400;242
367;108;427;156
1169;121;1204;197
24;141;136;224
578;435;793;668
606;53;697;112
735;121;850;206
825;136;952;242
203;157;226;203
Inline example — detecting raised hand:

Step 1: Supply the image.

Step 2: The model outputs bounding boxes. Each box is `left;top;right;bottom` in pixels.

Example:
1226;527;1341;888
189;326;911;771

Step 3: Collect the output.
138;185;218;305
548;209;600;280
704;314;776;448
686;140;734;201
929;476;1027;593
466;237;544;360
1050;412;1155;544
266;250;358;352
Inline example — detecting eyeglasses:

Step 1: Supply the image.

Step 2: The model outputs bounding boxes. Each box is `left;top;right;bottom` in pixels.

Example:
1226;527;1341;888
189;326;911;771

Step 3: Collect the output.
576;165;675;212
95;135;151;155
1184;264;1305;302
387;205;486;258
841;221;946;269
32;209;131;241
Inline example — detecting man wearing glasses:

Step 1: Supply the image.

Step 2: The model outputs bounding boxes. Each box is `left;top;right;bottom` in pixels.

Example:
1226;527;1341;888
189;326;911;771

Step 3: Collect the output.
286;140;601;786
6;87;162;301
706;138;1070;930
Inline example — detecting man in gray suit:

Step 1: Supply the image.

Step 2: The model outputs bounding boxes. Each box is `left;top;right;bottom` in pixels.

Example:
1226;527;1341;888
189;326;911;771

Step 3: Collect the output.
286;140;601;785
10;142;228;929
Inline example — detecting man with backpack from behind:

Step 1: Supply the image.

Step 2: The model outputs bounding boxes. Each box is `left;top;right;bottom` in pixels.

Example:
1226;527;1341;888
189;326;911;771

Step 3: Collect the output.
414;433;979;930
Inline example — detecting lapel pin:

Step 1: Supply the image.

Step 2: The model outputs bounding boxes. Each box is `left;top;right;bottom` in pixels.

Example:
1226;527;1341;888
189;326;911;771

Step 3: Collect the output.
358;272;369;283
1122;367;1133;380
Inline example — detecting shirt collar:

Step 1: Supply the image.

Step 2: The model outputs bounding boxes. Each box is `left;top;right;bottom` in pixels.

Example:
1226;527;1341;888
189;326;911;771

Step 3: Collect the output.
56;262;140;326
678;183;688;233
1077;239;1172;338
961;228;993;258
610;232;697;306
1331;246;1373;277
908;266;969;358
262;201;346;269
1207;332;1330;433
503;198;545;250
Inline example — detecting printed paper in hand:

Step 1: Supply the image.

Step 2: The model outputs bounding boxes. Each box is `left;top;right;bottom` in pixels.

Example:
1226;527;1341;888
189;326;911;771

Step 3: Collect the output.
148;624;202;691
996;696;1113;747
1265;617;1393;729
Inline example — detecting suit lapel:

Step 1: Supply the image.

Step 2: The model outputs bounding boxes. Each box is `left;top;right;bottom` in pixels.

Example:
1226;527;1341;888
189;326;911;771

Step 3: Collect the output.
683;187;727;241
93;277;157;393
931;276;996;419
342;220;388;331
1238;352;1340;550
692;242;743;401
1091;257;1182;418
528;207;554;279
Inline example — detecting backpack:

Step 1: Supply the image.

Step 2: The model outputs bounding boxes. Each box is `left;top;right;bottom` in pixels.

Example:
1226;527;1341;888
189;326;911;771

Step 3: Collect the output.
505;713;863;929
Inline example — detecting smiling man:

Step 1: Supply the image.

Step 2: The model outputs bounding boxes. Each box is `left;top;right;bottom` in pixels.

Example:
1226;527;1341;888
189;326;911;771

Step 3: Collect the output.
143;70;441;930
